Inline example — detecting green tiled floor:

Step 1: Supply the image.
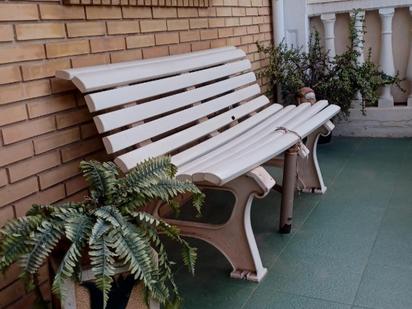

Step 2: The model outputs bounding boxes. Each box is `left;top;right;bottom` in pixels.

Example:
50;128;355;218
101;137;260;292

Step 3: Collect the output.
173;137;412;309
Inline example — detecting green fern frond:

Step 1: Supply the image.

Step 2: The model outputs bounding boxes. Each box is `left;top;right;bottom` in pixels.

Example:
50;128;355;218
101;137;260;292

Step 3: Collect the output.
21;220;64;274
89;234;116;308
94;206;128;229
80;160;118;204
181;244;197;275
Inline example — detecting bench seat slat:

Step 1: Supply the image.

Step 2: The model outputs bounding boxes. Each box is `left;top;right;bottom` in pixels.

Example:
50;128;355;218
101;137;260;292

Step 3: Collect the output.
73;48;246;93
94;72;257;133
86;60;251;112
190;105;340;185
114;95;270;172
104;84;261;154
179;102;327;175
56;47;236;80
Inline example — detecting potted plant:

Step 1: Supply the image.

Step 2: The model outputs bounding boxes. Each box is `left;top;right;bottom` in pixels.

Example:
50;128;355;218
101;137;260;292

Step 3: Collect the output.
0;157;204;308
258;10;403;120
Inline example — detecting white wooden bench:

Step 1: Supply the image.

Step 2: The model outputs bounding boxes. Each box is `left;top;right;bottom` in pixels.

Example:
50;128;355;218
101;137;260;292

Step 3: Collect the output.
57;46;340;282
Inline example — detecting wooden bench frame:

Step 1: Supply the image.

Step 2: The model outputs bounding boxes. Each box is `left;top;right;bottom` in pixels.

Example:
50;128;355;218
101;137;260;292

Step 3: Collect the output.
57;46;340;282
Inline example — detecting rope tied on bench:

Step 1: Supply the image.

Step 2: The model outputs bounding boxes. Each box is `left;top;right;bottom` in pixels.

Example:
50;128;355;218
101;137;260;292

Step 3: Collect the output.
274;127;310;158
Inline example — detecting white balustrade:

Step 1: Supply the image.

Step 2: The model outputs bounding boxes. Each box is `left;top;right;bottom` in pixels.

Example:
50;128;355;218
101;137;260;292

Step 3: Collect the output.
350;10;366;108
321;13;336;60
378;8;395;107
407;6;412;106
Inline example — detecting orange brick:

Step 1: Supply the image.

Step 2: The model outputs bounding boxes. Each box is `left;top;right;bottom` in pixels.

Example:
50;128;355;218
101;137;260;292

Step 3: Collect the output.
86;6;122;19
218;27;234;38
0;66;21;85
140;20;167;33
0;142;34;167
122;7;152;19
234;26;248;36
50;78;77;94
177;8;198;18
227;36;241;46
14;184;65;217
224;0;238;5
46;40;89;58
225;17;240;26
0;169;7;187
0;263;19;289
21;59;70;81
167;19;189;31
56;108;90;129
0;25;14;42
232;7;246;16
246;7;258;15
0;276;25;307
72;54;110;68
0;3;39;21
153;8;177;18
169;43;191;55
216;7;232;17
90;37;125;53
8;151;60;183
80;122;98;139
2;116;55;145
111;49;143;63
192;40;211;51
179;30;200;42
33;127;80;154
65;175;88;196
200;29;218;40
209;18;225;28
211;38;227;48
27;94;76;118
240;16;253;25
247;25;259;34
0;177;38;207
142;46;169;59
39;160;80;189
16;23;65;41
0;104;27;126
239;0;251;6
61;138;102;162
0;79;51;105
189;18;208;29
107;21;140;35
0;44;45;65
67;22;106;38
64;189;88;203
155;32;179;45
39;4;85;20
126;34;155;49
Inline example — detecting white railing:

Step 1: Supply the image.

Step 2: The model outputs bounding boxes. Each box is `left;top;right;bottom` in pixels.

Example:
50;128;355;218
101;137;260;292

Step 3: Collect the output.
273;0;412;137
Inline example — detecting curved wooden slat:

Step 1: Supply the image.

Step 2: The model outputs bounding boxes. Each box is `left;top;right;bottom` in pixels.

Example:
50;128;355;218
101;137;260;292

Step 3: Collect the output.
73;48;246;93
94;72;257;133
104;84;261;154
86;59;251;112
56;47;236;80
114;96;270;172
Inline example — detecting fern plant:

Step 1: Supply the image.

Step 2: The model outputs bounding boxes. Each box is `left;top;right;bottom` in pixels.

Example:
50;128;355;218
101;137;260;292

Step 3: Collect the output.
0;157;204;308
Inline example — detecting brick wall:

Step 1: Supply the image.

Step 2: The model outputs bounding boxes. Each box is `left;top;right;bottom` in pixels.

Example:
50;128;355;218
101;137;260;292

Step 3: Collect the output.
0;0;272;307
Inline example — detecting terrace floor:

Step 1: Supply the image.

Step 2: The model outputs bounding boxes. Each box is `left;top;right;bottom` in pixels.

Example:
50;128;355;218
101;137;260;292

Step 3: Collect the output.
173;137;412;309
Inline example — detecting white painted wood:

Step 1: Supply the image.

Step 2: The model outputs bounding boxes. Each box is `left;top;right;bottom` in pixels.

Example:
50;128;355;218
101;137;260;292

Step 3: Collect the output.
56;47;236;80
178;104;312;174
407;6;412;107
72;49;246;92
273;0;286;45
378;8;395;108
94;72;256;133
115;96;271;172
104;85;261;154
321;13;336;60
87;59;251;112
192;105;340;185
180;102;328;177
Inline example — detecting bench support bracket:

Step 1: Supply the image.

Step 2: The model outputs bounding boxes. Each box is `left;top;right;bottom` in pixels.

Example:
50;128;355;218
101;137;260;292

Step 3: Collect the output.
153;175;269;282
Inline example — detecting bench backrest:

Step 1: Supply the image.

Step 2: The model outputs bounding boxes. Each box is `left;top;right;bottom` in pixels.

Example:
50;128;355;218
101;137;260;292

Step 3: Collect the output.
57;47;270;172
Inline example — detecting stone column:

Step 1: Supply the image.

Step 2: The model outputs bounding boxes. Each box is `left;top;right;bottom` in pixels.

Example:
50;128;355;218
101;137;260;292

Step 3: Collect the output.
351;10;366;108
407;7;412;107
321;13;336;61
378;8;395;107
